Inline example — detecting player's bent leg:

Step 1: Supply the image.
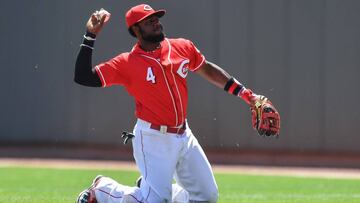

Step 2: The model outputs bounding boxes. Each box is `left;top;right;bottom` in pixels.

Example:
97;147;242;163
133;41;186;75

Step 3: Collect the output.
172;183;190;203
135;175;166;202
175;130;219;203
91;175;145;203
136;176;190;203
132;120;186;202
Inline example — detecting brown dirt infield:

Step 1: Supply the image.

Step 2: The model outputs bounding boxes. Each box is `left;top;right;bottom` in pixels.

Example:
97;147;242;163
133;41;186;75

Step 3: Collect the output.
1;158;360;179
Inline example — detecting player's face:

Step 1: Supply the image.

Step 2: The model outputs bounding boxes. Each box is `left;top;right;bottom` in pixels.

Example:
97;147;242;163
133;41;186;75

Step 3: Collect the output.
137;15;165;43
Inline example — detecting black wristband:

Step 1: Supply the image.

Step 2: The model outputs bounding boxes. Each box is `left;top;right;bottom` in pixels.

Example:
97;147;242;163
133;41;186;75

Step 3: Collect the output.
233;85;243;95
224;77;245;96
81;32;96;49
82;38;95;48
224;78;235;91
85;31;96;39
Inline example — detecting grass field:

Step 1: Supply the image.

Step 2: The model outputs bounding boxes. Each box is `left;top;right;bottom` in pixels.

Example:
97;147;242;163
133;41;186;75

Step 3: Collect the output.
1;166;360;203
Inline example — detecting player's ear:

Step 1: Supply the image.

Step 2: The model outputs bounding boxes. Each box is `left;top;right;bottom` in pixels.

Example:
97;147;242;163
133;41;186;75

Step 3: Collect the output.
128;26;137;38
131;25;141;38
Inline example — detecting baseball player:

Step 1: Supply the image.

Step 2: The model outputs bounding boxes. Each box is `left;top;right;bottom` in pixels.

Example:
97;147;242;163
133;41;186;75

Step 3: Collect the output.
74;4;280;203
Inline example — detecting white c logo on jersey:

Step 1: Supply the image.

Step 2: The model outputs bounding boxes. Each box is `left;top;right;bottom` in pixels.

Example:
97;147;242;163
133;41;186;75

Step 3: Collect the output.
177;59;190;78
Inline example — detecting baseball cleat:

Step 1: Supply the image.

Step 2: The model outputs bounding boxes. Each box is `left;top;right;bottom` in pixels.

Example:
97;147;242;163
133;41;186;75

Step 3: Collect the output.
76;175;104;203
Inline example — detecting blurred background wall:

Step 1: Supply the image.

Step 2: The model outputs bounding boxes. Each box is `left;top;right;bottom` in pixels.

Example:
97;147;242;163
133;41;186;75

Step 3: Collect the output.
0;0;359;155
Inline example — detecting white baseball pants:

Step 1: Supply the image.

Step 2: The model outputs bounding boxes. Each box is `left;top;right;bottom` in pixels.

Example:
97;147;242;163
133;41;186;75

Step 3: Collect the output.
94;119;218;203
94;176;189;203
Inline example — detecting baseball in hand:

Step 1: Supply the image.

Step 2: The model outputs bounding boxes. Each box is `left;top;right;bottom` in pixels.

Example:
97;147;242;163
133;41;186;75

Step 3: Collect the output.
97;8;111;23
87;8;111;34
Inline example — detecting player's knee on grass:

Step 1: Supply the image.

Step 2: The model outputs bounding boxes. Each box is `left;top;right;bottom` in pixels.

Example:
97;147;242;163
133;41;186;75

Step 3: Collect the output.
205;190;219;203
204;185;218;202
191;188;218;203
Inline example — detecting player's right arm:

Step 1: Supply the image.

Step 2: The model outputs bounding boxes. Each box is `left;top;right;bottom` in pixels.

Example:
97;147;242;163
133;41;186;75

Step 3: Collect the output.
74;10;109;87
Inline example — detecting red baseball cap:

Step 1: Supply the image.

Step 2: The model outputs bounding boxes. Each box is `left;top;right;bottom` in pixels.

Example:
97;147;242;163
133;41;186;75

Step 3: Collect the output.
125;4;166;28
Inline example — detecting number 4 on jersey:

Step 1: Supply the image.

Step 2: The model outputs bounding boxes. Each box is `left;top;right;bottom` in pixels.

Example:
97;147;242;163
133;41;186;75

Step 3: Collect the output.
146;67;156;84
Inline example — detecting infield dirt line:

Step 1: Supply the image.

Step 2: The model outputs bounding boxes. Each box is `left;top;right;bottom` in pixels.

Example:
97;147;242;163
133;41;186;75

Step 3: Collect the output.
1;158;360;179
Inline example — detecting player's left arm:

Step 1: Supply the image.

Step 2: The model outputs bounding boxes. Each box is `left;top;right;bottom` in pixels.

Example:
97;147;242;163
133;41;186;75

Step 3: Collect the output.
195;61;231;89
196;61;253;102
196;61;281;136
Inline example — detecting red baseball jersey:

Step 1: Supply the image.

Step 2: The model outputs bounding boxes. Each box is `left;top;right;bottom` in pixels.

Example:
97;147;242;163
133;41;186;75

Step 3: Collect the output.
95;38;205;127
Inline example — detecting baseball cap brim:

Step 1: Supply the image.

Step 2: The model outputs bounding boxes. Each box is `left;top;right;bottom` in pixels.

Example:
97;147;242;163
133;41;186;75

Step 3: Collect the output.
135;9;166;25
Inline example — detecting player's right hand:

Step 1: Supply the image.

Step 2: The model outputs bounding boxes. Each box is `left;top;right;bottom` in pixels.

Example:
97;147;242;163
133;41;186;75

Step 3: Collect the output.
86;8;111;35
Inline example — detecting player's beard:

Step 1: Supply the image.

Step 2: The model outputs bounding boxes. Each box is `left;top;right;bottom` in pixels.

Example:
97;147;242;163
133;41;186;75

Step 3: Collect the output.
139;25;165;43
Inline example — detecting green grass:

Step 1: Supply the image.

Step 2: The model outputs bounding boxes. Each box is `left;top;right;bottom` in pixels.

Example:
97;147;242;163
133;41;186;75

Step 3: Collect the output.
0;166;360;203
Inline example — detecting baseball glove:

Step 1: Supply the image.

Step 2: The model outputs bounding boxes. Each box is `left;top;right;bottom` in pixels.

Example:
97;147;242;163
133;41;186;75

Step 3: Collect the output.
250;95;280;137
